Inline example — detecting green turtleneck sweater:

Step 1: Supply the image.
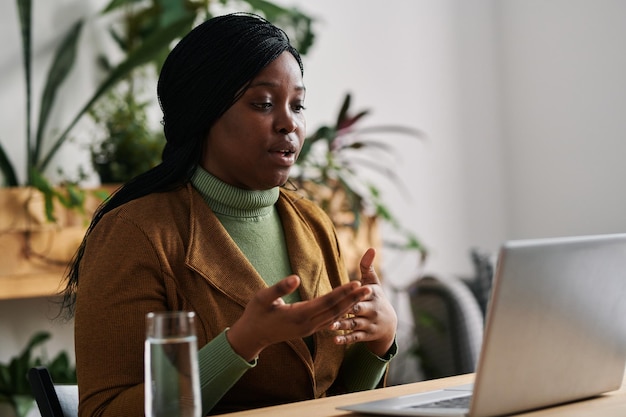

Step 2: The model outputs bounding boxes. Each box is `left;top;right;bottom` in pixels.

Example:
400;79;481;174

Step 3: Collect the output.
191;167;394;415
191;167;300;304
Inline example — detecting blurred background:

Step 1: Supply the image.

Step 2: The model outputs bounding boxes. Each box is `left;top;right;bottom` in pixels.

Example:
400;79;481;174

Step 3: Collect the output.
1;0;626;413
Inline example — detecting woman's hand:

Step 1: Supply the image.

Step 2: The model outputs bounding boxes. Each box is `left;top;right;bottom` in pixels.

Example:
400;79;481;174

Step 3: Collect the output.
227;275;372;361
330;248;398;357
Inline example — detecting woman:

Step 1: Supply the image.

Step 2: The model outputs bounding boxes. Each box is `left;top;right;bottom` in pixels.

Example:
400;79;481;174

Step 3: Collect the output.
63;12;398;416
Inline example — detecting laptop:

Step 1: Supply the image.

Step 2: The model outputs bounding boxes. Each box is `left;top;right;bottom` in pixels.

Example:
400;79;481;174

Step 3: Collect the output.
339;233;626;416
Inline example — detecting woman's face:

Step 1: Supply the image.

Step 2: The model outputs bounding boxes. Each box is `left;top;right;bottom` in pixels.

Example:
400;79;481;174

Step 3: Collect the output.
201;51;306;190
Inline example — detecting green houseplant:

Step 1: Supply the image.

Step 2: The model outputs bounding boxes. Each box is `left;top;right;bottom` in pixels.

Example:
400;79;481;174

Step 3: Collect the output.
87;2;427;273
87;0;315;184
88;2;427;268
292;92;428;262
0;331;76;417
1;0;314;213
0;0;315;298
0;0;88;221
1;0;425;298
0;0;222;297
85;0;210;185
89;89;165;184
0;0;208;220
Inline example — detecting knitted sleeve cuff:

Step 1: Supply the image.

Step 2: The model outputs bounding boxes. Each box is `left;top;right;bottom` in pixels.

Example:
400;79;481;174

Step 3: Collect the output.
197;329;256;414
342;337;399;392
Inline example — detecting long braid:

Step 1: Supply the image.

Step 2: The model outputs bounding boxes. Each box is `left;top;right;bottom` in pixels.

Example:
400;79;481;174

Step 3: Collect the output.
60;12;303;318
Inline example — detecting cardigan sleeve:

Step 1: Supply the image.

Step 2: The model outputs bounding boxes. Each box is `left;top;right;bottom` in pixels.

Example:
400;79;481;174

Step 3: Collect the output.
339;339;398;392
76;211;260;417
75;213;169;417
197;329;256;414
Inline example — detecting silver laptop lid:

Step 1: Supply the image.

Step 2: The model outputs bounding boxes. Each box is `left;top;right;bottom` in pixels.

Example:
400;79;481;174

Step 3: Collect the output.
471;233;626;417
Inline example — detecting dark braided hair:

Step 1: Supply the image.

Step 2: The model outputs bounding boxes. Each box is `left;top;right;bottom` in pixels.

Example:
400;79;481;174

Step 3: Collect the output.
60;13;303;317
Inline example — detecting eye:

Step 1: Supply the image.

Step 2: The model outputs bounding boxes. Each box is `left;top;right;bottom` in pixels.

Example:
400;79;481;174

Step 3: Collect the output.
292;102;306;113
253;102;272;110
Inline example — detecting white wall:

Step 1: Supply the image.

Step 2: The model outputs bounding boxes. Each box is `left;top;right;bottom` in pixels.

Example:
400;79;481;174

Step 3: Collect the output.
281;0;507;282
498;0;626;239
2;0;626;386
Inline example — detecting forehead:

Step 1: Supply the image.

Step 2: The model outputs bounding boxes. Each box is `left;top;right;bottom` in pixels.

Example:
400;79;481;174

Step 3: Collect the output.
247;52;305;90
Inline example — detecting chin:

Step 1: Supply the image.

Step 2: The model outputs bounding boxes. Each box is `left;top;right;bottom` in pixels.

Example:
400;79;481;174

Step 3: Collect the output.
270;172;291;188
253;179;286;191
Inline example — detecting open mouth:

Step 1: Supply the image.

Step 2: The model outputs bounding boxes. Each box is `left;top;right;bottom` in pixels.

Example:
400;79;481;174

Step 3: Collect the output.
270;148;297;167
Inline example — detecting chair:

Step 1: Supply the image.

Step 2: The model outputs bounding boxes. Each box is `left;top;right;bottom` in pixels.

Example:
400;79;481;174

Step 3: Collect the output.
406;248;495;380
27;366;78;417
408;273;485;379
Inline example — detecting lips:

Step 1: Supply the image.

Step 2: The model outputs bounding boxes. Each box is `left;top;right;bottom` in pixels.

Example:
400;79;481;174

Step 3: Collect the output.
270;141;297;153
270;141;298;156
269;142;298;166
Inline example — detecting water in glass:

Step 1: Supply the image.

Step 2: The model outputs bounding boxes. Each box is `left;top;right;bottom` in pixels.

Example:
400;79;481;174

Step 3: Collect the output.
145;311;201;417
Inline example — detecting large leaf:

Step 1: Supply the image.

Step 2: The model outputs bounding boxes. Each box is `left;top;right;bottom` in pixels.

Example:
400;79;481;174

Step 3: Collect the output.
242;0;315;54
12;395;35;417
30;169;56;221
336;92;351;128
16;0;33;172
102;0;145;13
19;332;50;357
356;124;426;138
101;0;204;64
0;142;18;186
48;352;75;383
33;20;84;166
243;0;292;18
38;13;196;172
157;0;193;27
0;331;76;417
0;332;50;396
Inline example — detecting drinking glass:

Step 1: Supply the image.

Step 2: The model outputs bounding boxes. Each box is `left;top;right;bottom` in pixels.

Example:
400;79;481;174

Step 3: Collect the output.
145;311;201;417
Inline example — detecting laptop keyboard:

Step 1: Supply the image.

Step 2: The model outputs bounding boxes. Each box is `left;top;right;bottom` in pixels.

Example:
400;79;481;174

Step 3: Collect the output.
410;395;472;409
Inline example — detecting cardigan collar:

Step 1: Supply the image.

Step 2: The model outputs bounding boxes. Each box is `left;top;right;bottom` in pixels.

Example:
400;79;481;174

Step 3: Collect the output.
184;183;326;307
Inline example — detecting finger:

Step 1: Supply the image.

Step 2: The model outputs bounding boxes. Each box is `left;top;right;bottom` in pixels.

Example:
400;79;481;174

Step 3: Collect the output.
348;300;367;316
329;299;373;331
330;315;360;331
308;282;369;324
256;275;301;306
359;248;381;286
334;329;369;345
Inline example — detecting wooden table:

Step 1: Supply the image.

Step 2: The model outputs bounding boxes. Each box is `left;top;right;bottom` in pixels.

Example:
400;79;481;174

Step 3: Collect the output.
219;373;626;416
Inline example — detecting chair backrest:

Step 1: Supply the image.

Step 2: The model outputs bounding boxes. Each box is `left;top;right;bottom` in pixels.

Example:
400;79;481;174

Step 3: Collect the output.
27;366;78;417
408;274;484;379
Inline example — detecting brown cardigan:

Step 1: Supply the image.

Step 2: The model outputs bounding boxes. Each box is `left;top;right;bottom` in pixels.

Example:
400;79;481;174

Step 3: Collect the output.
74;184;352;416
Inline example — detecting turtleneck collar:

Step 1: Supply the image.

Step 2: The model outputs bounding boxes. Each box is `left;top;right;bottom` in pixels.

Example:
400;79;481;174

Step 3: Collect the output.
191;166;279;219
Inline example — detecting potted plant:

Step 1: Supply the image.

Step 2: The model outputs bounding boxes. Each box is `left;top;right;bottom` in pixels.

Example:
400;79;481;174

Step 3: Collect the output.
0;331;76;417
0;0;314;299
86;2;428;277
291;92;428;277
89;89;165;184
0;0;221;217
88;0;314;185
0;0;101;299
86;2;426;276
0;0;313;210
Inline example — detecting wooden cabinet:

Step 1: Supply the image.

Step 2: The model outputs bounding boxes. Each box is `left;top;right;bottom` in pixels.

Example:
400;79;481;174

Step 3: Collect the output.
0;185;381;299
0;187;103;300
0;272;66;300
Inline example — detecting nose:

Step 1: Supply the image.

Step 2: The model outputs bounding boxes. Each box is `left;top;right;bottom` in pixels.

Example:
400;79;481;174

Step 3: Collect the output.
275;108;298;135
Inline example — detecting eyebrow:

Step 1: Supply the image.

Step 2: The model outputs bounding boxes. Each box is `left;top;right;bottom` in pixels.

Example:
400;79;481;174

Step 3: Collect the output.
248;80;306;92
